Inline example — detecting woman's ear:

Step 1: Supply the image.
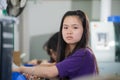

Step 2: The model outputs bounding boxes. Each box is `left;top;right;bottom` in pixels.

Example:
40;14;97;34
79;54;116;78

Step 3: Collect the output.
49;49;54;54
50;49;53;52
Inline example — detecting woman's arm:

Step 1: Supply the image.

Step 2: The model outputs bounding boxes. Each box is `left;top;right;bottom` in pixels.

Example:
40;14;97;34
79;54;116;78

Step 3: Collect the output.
13;64;58;78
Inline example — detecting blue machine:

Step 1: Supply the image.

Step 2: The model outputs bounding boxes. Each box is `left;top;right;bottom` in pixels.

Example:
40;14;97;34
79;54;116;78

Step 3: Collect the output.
108;16;120;22
12;72;26;80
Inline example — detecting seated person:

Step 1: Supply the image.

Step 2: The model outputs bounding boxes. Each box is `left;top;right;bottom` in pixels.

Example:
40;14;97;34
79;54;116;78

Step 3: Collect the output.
12;32;59;80
27;32;59;65
13;10;99;80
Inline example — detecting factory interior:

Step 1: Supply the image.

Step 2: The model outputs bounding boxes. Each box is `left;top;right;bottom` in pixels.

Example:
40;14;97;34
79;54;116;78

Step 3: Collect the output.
0;0;120;80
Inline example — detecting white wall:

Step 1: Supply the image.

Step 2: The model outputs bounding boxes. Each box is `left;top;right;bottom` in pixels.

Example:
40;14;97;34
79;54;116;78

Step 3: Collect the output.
20;0;71;62
27;0;71;36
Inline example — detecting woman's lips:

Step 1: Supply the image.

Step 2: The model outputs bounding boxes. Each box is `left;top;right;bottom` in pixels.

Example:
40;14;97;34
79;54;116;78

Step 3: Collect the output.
66;36;73;40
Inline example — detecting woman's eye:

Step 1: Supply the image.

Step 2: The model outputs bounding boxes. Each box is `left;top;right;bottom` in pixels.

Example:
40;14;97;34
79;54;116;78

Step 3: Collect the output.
63;26;68;29
73;26;78;29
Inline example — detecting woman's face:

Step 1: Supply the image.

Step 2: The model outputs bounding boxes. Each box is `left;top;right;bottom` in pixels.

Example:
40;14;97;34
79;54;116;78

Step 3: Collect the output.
50;49;57;61
62;16;83;46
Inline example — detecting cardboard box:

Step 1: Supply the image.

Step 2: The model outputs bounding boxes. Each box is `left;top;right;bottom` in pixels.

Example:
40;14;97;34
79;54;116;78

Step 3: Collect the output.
13;51;21;66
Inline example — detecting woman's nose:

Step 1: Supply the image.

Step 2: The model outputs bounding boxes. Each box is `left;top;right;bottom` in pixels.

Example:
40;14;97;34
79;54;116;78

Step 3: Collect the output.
67;28;72;34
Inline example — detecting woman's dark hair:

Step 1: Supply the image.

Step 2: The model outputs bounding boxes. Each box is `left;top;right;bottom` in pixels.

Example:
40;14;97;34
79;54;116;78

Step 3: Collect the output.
57;10;99;75
43;32;59;62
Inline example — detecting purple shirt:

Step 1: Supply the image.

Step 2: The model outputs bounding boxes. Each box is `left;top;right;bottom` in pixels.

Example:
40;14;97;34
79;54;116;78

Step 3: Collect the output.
56;48;96;79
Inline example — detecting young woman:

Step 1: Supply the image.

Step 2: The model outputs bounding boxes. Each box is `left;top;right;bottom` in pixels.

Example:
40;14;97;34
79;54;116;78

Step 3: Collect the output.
13;10;99;80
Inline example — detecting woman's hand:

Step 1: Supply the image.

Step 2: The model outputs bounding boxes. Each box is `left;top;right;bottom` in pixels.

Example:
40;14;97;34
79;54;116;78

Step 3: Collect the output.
23;73;42;80
13;66;42;79
27;59;42;65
